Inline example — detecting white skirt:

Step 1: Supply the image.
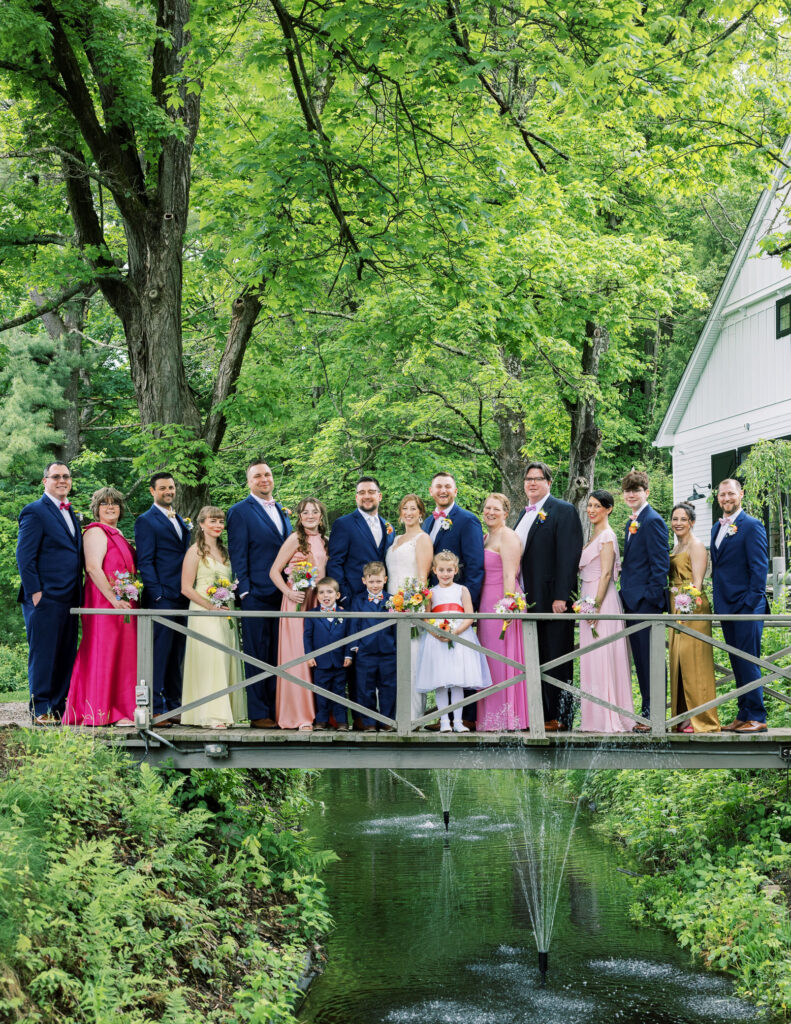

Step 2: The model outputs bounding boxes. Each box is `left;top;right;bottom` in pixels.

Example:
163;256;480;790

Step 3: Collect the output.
414;627;493;693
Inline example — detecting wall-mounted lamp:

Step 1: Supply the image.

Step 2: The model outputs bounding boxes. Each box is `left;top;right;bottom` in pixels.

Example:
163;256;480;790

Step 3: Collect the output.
686;483;710;501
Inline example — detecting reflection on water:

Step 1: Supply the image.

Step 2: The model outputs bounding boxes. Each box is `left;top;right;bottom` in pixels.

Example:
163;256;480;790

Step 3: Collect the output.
299;770;766;1024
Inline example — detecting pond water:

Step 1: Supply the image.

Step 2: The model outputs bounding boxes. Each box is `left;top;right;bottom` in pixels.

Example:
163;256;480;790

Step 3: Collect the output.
299;769;766;1024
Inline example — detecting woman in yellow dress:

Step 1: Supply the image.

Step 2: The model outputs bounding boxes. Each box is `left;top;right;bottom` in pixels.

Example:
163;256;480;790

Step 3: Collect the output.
668;502;720;733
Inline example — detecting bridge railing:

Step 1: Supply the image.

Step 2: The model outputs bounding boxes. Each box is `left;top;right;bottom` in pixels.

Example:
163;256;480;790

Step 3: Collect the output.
70;607;791;738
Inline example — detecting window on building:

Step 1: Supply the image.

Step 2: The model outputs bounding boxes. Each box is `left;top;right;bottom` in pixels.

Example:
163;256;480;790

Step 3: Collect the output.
776;296;791;338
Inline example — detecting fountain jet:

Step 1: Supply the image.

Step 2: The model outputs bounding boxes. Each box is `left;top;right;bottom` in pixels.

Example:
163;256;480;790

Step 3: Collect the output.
443;809;450;831
538;950;548;984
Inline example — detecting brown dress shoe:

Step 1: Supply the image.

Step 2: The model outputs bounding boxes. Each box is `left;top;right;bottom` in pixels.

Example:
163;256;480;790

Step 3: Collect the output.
632;723;650;733
360;725;376;732
734;720;768;733
250;718;278;729
379;725;395;732
424;720;441;732
721;718;746;732
544;719;561;732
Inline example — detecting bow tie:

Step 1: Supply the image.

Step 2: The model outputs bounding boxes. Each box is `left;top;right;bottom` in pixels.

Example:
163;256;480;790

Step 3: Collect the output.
720;516;732;526
59;501;71;510
630;512;639;521
321;605;337;613
525;504;537;514
367;594;383;603
432;509;447;520
166;510;177;518
262;500;277;508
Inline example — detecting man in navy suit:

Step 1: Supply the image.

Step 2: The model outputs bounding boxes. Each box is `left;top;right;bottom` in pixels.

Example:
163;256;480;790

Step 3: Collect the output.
227;460;293;727
514;461;583;731
619;469;670;730
134;472;191;721
421;472;484;608
710;478;769;733
16;462;83;724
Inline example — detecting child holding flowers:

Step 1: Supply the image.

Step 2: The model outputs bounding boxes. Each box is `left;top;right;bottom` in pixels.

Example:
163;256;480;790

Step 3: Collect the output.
415;550;491;732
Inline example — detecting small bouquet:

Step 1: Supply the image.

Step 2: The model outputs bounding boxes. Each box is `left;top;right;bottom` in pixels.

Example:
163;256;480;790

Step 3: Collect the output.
573;596;599;638
111;570;143;622
428;618;455;648
386;576;431;639
671;583;703;615
493;591;528;640
289;560;317;601
207;574;238;610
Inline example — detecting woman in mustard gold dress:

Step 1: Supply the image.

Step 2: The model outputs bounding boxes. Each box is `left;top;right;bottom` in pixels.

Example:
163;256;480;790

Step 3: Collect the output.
668;502;720;733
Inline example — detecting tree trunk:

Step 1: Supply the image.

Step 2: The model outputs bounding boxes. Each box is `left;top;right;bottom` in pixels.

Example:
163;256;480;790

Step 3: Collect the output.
494;356;527;523
564;322;610;532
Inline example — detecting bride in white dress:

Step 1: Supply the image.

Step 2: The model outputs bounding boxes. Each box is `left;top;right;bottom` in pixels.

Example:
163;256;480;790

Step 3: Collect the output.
385;493;434;727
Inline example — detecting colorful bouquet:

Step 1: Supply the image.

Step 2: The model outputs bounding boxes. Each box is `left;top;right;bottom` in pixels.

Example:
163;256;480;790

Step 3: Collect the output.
670;583;703;615
111;570;143;622
493;591;528;640
207;574;238;610
289;560;317;601
428;618;455;648
573;595;599;638
386;576;431;639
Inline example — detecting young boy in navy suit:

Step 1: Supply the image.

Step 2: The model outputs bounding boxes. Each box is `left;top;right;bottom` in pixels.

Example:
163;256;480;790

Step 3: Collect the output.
349;561;397;731
304;577;353;731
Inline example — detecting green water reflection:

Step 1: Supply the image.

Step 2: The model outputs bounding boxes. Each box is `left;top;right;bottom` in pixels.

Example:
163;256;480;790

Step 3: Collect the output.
299;769;765;1024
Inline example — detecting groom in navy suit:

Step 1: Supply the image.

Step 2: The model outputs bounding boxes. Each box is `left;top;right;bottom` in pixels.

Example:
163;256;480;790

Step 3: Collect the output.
227;461;293;727
16;462;83;723
619;469;670;729
710;478;769;732
135;472;191;719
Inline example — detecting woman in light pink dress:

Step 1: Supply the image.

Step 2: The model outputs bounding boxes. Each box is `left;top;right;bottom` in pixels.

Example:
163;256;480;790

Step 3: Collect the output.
269;498;328;730
578;490;634;732
477;493;529;731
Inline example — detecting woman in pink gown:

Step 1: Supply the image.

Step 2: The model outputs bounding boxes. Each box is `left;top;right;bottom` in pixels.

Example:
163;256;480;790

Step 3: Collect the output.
65;487;138;726
270;498;328;730
477;492;529;731
578;489;634;732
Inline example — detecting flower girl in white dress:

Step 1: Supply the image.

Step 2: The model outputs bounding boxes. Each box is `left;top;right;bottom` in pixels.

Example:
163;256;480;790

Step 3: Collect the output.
415;550;491;732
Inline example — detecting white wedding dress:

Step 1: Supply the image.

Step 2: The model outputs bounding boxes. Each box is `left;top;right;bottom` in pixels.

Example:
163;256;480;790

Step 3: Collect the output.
386;535;426;726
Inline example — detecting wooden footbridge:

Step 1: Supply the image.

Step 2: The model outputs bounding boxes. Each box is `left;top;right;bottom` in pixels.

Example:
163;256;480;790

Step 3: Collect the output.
72;608;791;771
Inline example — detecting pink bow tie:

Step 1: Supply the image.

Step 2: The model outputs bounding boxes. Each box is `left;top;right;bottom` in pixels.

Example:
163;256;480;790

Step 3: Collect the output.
630;512;639;521
525;504;537;514
720;516;732;526
59;501;71;510
262;500;277;508
432;510;446;520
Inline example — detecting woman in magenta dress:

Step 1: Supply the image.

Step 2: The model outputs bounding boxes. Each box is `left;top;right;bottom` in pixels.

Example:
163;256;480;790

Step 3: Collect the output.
269;498;328;730
477;492;529;731
64;487;138;726
578;489;634;732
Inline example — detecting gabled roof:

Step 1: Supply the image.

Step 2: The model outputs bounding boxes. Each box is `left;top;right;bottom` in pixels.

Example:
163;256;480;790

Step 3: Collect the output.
654;138;791;447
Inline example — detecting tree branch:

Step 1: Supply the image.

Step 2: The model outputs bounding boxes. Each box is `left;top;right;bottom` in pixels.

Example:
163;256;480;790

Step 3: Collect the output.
0;280;95;333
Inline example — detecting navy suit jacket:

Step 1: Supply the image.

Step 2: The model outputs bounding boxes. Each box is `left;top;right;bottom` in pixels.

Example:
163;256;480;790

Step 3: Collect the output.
620;504;669;611
326;509;394;604
514;495;582;613
226;494;292;600
710;511;769;614
303;608;352;668
16;495;83;604
421;503;485;609
134;506;191;605
348;593;396;657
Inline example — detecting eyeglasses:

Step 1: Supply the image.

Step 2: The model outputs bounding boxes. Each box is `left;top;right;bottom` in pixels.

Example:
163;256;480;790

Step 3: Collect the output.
99;501;120;507
47;474;72;481
525;475;546;482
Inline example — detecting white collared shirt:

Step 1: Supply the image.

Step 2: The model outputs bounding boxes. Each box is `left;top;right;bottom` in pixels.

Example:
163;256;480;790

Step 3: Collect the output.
515;494;549;551
715;507;743;549
251;492;283;534
429;502;456;542
359;509;382;545
153;502;182;540
44;490;76;537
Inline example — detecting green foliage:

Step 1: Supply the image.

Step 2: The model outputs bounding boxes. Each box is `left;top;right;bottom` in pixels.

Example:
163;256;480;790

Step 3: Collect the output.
739;439;791;561
0;733;334;1023
0;645;27;694
577;769;791;1015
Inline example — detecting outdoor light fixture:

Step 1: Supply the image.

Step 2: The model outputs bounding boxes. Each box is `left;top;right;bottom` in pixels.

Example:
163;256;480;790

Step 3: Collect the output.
687;483;710;501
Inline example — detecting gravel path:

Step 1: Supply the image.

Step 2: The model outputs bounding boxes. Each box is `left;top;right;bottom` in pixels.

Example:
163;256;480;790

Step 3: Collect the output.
0;702;30;727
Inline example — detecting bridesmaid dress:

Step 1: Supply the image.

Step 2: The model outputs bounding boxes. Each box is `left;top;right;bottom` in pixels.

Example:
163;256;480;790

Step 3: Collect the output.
477;549;529;730
276;534;327;728
668;549;720;732
578;527;634;732
181;555;246;727
65;523;138;726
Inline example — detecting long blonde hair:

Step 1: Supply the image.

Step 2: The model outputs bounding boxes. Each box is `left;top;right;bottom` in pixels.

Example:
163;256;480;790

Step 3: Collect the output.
195;506;229;563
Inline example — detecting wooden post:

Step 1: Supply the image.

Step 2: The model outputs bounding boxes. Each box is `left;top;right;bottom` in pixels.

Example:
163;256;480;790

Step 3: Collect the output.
522;619;545;739
135;613;154;730
395;617;413;735
649;621;666;736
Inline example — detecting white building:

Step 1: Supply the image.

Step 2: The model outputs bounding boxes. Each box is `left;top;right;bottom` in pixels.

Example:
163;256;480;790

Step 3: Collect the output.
655;150;791;549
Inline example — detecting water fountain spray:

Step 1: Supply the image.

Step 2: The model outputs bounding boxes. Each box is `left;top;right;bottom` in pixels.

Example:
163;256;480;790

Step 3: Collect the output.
435;769;459;831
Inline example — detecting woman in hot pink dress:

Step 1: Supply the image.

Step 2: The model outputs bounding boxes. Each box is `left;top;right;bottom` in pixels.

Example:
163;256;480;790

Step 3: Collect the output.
65;487;138;726
477;493;529;731
270;498;328;730
578;489;634;732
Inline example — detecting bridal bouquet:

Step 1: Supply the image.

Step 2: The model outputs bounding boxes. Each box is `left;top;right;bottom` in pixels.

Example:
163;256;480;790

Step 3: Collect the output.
493;592;527;640
289;560;317;601
207;574;238;610
386;577;431;639
670;583;703;615
111;570;144;622
572;596;599;638
428;618;455;648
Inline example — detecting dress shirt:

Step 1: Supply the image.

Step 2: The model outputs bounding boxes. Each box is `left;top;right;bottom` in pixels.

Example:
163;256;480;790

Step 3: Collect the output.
153;501;183;539
360;509;382;545
715;507;743;549
44;490;76;538
430;502;456;543
251;492;284;534
514;494;549;550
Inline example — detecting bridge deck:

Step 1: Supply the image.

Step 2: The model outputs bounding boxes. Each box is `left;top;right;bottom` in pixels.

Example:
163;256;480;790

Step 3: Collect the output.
107;725;791;770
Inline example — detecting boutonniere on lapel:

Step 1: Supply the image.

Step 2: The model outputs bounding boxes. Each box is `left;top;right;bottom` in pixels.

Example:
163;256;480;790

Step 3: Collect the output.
725;523;738;538
282;507;293;517
439;516;453;531
537;509;547;523
628;519;640;535
183;517;193;532
74;510;84;524
386;521;394;535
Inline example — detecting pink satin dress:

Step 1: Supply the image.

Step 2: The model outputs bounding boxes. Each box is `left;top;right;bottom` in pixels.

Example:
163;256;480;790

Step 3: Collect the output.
477;549;529;730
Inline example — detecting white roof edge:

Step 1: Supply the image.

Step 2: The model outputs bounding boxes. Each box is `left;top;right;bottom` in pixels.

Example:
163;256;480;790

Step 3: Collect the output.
654;138;791;449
